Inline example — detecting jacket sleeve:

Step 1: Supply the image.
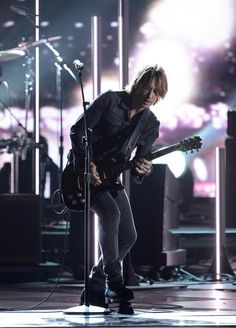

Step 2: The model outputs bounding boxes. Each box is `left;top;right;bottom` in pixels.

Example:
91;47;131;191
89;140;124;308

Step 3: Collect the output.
131;114;160;184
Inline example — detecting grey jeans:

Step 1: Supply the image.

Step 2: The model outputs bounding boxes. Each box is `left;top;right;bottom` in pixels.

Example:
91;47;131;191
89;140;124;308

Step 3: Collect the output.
91;188;137;286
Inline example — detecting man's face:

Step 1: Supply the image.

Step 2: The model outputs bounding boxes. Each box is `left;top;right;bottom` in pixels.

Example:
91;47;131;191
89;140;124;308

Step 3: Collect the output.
133;78;160;110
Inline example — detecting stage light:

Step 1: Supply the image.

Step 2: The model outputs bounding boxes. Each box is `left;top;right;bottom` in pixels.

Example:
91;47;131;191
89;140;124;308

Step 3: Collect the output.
74;22;84;28
110;21;118;28
133;38;195;103
193;157;208;181
34;0;40;195
3;21;15;28
40;21;50;27
148;0;234;49
215;147;225;278
94;214;99;265
91;16;102;266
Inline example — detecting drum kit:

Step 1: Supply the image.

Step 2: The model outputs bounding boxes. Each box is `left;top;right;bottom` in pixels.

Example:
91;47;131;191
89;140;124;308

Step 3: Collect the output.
0;36;62;193
0;35;61;147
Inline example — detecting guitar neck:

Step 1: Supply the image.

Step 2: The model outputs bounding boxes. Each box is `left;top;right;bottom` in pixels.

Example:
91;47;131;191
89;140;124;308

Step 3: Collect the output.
103;136;201;178
124;143;181;171
145;143;182;161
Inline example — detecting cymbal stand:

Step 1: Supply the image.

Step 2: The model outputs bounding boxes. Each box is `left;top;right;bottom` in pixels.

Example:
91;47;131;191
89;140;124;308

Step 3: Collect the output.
23;52;34;135
43;41;63;176
11;52;34;193
1;66;18;192
0;96;55;194
43;40;77;178
0;95;29;193
0;67;15;192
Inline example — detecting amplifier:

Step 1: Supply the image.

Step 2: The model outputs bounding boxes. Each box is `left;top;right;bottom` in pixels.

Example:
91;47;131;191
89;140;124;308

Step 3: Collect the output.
0;194;42;264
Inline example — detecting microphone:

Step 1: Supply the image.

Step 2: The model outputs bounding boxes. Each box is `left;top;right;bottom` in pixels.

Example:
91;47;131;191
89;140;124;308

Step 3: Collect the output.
73;59;84;71
10;5;29;16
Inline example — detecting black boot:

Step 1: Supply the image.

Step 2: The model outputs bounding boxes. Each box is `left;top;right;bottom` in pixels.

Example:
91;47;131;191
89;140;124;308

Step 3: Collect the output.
80;267;107;308
105;283;134;303
118;301;134;315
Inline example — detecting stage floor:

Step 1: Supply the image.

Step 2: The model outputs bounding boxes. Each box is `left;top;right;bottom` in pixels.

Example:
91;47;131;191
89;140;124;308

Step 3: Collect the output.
1;276;236;327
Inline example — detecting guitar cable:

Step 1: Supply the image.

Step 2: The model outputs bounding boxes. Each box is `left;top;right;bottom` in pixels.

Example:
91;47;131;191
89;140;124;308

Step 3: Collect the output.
51;188;68;215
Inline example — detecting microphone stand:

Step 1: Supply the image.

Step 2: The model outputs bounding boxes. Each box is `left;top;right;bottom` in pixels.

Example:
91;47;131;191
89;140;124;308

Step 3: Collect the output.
64;65;109;315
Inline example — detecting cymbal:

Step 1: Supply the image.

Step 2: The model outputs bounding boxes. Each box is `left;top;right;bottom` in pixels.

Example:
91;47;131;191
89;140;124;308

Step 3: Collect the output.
0;49;25;63
18;36;62;50
0;36;61;63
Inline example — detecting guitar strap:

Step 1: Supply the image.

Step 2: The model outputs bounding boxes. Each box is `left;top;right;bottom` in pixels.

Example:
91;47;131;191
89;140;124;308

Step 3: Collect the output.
120;109;150;159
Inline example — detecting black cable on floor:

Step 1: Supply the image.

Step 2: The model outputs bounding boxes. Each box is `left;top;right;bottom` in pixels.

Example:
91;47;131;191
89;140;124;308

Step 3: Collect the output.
0;217;70;312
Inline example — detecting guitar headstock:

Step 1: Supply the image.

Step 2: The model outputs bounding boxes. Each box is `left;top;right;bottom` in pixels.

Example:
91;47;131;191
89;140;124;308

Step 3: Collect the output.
179;136;202;153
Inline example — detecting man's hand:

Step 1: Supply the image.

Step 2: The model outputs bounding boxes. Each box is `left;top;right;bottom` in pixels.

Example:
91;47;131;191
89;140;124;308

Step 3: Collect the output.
90;162;102;186
134;158;152;175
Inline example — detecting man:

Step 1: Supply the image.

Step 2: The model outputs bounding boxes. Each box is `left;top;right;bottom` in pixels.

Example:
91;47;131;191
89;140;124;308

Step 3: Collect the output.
69;64;168;309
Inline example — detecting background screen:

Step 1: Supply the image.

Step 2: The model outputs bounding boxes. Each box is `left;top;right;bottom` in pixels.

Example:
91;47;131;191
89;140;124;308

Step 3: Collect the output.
0;0;236;197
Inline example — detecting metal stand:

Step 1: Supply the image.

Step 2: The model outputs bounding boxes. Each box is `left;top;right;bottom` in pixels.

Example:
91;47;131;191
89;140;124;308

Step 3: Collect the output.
0;90;30;194
43;40;65;177
63;65;109;315
1;51;36;194
0;95;57;195
20;51;34;193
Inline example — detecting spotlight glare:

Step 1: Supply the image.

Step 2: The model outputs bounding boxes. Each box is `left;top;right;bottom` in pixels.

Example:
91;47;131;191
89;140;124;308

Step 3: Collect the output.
149;0;235;49
3;21;15;28
74;22;84;28
153;150;186;178
131;38;195;103
110;21;118;28
193;157;208;181
40;21;50;27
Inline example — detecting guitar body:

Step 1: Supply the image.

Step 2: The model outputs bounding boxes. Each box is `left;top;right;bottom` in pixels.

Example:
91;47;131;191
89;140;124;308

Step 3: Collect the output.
61;136;202;211
61;163;85;211
61;158;125;211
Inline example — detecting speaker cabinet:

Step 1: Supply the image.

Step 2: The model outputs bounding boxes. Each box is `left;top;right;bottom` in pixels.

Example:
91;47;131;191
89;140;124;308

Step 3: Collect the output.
0;194;42;264
130;164;186;270
227;111;236;137
225;138;236;227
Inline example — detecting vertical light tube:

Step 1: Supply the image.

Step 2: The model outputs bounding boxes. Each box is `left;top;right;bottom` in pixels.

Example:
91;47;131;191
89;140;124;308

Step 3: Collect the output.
118;0;130;196
92;16;101;99
118;0;129;88
215;147;226;278
91;16;101;265
34;0;40;195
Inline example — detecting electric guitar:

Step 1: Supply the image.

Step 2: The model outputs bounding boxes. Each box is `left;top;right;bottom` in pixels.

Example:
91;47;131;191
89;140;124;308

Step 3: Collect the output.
61;136;202;211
